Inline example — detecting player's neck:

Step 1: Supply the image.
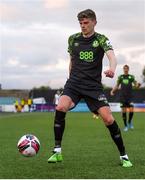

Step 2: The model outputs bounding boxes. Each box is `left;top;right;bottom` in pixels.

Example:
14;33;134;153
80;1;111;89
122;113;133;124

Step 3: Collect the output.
82;31;95;38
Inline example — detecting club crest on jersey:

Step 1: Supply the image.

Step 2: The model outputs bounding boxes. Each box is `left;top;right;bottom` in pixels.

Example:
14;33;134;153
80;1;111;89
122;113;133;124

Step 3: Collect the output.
92;40;99;48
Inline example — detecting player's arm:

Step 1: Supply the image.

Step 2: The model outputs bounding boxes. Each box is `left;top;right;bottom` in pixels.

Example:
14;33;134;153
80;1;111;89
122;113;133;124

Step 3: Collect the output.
134;82;141;88
110;75;121;96
69;55;72;77
68;34;73;78
110;84;120;96
98;34;117;78
132;77;141;88
104;50;117;78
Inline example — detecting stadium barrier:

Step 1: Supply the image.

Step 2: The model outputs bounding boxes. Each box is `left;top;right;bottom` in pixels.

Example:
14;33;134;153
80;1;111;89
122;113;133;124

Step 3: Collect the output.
71;103;145;112
0;104;29;112
0;103;145;113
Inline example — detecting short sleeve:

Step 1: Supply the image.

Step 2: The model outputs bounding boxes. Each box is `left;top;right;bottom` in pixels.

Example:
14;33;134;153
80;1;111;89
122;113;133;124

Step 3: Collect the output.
68;36;71;54
98;34;113;52
117;75;122;85
68;35;74;55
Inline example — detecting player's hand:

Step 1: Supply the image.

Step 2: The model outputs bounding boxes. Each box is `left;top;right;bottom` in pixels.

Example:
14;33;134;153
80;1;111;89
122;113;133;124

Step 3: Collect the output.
104;69;114;78
110;90;115;96
137;83;141;88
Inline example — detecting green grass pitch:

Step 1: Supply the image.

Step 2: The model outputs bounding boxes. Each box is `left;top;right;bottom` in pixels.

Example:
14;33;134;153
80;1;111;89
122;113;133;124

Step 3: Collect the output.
0;112;145;179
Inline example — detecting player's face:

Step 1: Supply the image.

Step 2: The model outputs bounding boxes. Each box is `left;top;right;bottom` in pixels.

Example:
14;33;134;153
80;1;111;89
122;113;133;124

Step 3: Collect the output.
79;18;96;37
123;67;129;74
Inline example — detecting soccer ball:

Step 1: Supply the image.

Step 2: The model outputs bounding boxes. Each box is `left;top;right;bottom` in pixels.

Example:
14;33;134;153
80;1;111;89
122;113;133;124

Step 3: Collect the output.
17;134;40;157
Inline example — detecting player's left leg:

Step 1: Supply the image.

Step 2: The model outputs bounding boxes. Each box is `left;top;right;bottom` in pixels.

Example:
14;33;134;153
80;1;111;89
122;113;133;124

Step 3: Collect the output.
128;105;134;129
122;107;128;131
84;92;132;167
98;106;132;167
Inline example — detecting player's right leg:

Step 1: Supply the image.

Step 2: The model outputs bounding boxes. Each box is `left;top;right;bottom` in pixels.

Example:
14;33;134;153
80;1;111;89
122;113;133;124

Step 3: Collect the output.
48;95;74;163
128;106;134;129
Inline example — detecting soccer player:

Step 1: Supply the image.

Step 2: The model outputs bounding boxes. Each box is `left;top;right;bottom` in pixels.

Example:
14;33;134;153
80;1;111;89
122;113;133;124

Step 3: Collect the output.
48;9;132;167
20;98;25;112
27;98;33;112
14;99;19;113
110;64;140;131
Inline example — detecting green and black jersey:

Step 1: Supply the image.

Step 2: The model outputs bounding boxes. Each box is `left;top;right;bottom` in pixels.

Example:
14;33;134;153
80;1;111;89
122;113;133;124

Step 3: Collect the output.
117;74;136;100
67;32;113;90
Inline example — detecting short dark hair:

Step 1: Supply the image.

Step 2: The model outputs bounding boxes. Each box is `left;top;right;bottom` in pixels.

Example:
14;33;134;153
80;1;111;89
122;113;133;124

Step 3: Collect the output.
77;9;96;21
123;64;129;69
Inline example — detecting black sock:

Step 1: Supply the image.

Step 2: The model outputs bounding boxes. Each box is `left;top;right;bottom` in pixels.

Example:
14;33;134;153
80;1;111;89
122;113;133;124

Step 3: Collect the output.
54;110;66;147
128;112;134;124
107;121;126;156
122;112;127;126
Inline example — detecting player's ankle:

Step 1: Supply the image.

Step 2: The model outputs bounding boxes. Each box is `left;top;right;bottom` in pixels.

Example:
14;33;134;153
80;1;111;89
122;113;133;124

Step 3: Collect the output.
120;154;129;160
54;147;61;153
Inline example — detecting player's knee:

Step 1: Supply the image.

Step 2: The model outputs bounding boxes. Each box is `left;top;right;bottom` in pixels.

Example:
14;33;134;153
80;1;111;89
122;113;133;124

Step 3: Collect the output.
103;116;114;126
56;105;68;112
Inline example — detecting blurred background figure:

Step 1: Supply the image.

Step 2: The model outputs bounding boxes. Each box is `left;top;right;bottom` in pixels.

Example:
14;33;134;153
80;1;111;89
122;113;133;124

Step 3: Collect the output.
110;64;141;131
14;99;19;113
53;90;61;106
27;98;33;112
20;98;25;112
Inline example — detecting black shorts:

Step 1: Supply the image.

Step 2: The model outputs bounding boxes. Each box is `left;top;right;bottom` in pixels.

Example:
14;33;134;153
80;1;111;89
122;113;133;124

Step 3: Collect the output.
120;98;134;108
62;81;109;112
